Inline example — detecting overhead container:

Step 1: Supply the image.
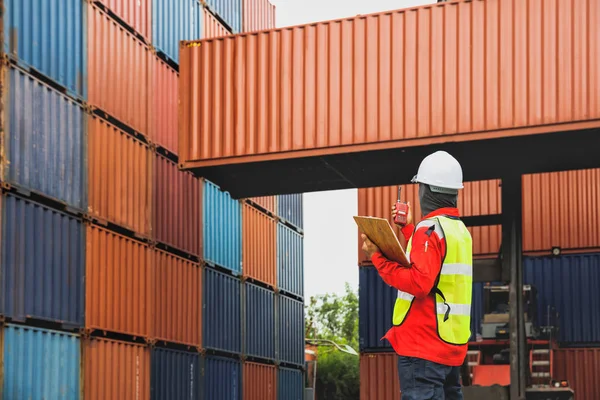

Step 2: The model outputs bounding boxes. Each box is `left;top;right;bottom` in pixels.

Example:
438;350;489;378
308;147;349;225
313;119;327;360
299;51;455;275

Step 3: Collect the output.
203;268;241;353
153;154;201;255
88;116;152;236
360;353;400;400
277;295;304;366
203;180;242;274
86;225;152;337
277;223;304;298
244;283;275;359
0;194;84;327
2;324;80;399
88;4;150;134
242;0;275;32
203;355;241;400
152;0;203;63
203;7;233;38
204;0;242;33
3;66;87;209
83;337;150;400
243;362;276;400
152;249;202;347
277;367;303;400
242;204;277;287
96;0;151;41
554;348;600;400
278;194;303;230
150;56;178;153
248;196;277;216
151;348;201;400
2;0;87;98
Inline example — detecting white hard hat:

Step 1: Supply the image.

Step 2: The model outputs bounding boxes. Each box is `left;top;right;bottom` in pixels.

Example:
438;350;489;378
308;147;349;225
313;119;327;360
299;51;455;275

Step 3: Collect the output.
411;151;464;192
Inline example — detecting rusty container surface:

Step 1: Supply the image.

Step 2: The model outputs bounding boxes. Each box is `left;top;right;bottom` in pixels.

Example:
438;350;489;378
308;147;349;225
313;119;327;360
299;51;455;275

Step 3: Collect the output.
89;4;150;134
86;225;152;337
360;353;400;400
150;56;178;153
83;337;150;400
243;362;276;400
242;0;276;32
554;348;600;400
153;153;202;256
248;196;277;215
203;7;233;38
96;0;151;40
243;204;277;287
152;249;202;347
88;116;152;235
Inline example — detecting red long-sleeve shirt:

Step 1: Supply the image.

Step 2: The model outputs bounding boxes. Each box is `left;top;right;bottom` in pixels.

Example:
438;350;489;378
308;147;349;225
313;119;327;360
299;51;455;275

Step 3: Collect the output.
371;207;467;367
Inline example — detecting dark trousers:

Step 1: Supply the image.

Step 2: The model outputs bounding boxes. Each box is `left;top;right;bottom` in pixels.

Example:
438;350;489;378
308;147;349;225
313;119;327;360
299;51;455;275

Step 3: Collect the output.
397;356;463;400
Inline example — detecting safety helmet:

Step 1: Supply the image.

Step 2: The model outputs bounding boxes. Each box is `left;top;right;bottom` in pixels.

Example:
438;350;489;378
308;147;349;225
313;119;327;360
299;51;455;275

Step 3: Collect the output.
411;151;464;193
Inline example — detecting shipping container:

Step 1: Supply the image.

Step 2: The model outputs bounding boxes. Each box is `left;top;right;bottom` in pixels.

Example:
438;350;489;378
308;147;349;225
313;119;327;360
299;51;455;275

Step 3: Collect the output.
151;348;201;400
203;180;242;274
554;348;600;400
0;194;84;327
96;0;151;41
278;194;303;231
203;355;241;400
277;295;304;366
243;204;277;287
153;154;201;255
152;249;202;347
150;56;178;153
203;268;241;353
83;337;150;400
360;353;400;400
86;225;152;337
2;324;80;399
153;0;203;63
203;7;233;38
3;0;87;98
88;116;152;235
277;367;303;400
248;196;277;216
204;0;242;33
3;66;87;209
242;0;275;32
88;4;150;134
243;362;276;400
277;223;304;298
244;283;275;359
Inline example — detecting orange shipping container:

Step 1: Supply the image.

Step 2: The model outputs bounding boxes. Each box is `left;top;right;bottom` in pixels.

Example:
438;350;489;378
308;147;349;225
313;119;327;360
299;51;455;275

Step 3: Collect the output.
86;225;152;337
248;196;277;215
203;8;232;39
150;56;178;153
88;116;152;236
242;0;276;32
554;348;600;400
360;353;400;400
95;0;151;41
243;362;276;400
84;337;150;400
242;204;276;287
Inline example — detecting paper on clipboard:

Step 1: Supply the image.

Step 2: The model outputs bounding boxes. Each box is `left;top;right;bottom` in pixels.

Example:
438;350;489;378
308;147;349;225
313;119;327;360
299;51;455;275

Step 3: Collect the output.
354;216;410;267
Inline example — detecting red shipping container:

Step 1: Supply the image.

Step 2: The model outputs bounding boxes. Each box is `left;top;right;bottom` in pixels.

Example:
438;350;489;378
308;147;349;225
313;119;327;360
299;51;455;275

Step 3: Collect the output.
203;8;232;39
360;353;400;400
248;196;277;215
242;204;277;287
554;348;600;400
150;56;178;153
95;0;151;41
243;362;276;400
242;0;275;32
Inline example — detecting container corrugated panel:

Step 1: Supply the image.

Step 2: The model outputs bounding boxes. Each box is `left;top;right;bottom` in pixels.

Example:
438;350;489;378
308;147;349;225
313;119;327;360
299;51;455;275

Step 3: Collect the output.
151;348;201;400
88;116;152;235
96;0;151;41
83;337;150;400
203;7;233;38
203;180;242;274
153;154;201;255
179;0;600;167
2;324;80;399
524;254;600;343
0;194;84;326
88;4;150;134
153;249;201;347
3;66;87;209
243;362;276;400
3;0;87;98
277;295;304;366
358;266;395;350
243;204;276;287
242;0;275;32
554;348;600;400
360;353;400;400
204;355;241;400
153;0;202;63
249;196;277;215
204;0;242;33
150;56;178;153
86;225;152;337
203;268;241;353
277;223;304;298
469;225;502;257
277;367;303;400
278;194;303;230
244;283;275;359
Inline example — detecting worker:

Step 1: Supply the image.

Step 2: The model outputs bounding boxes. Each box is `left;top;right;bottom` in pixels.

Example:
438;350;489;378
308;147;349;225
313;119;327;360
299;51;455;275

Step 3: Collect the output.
361;151;473;400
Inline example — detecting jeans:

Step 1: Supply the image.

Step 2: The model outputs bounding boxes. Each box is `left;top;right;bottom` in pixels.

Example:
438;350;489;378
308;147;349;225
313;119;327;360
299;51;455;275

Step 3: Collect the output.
397;356;463;400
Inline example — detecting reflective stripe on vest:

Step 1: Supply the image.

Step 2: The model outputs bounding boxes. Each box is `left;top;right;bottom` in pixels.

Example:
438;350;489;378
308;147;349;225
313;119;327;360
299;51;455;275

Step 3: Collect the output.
391;216;473;345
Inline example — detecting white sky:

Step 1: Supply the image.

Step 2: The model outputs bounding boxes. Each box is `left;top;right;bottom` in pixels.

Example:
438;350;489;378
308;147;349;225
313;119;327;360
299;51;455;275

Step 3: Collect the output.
270;0;433;298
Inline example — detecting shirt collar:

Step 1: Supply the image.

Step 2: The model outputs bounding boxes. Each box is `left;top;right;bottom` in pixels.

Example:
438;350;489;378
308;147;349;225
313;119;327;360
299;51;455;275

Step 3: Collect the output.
423;207;461;220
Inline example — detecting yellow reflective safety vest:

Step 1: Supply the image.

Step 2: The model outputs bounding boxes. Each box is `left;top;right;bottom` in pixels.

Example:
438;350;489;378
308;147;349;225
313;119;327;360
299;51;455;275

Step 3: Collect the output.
392;215;473;345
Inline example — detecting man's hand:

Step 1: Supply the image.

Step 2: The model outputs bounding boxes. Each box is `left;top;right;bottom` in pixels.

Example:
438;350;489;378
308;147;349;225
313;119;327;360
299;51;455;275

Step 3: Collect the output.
391;201;413;227
361;234;380;258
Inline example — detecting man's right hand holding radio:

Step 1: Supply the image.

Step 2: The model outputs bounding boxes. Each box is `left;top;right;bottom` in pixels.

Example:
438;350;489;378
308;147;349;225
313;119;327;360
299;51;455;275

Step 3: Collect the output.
391;202;412;227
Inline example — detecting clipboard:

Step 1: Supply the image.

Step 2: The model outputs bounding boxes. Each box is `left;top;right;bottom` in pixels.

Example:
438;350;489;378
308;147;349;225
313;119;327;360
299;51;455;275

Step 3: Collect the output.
354;216;410;267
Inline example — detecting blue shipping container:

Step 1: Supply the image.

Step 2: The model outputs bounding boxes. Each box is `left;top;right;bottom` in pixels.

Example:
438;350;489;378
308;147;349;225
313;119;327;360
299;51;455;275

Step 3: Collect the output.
244;283;275;359
278;194;303;231
153;0;202;64
278;367;304;400
203;180;242;274
5;67;87;209
151;348;201;400
3;0;87;98
2;324;80;399
203;268;241;353
277;223;304;298
277;295;304;366
0;194;85;327
204;0;242;33
203;355;241;400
